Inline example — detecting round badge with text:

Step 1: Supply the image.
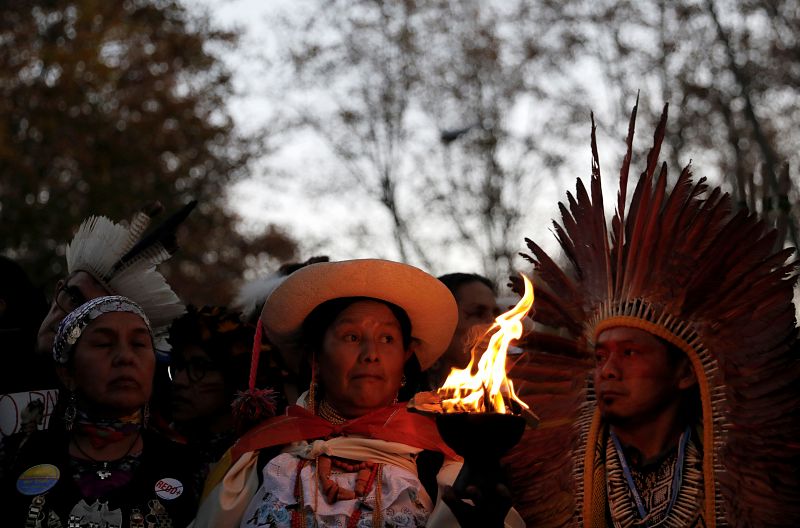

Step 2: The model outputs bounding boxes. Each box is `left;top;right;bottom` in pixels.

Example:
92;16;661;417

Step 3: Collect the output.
17;464;60;495
154;477;183;500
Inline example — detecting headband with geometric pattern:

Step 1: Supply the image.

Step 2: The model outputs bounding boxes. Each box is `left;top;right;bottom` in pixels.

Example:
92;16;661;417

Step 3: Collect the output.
53;295;151;364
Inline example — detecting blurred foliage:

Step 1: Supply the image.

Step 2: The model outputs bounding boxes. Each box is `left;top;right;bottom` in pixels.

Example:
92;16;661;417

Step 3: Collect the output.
561;0;800;247
270;0;800;284
278;0;562;284
0;0;297;305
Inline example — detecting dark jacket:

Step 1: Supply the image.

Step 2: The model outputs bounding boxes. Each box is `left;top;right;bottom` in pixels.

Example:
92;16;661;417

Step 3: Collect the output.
1;428;200;528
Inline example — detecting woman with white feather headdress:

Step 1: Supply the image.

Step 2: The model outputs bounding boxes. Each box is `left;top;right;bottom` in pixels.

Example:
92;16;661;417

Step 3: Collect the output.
36;201;195;361
1;202;195;442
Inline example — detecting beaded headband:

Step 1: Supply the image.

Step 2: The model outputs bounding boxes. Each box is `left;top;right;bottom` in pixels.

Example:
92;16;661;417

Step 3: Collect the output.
53;295;152;364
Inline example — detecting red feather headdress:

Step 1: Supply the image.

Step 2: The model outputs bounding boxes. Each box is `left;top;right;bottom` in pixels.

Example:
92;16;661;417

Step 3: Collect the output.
511;101;800;527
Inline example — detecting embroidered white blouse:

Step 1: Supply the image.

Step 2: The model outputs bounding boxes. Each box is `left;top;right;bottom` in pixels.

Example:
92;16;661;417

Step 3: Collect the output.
241;451;431;528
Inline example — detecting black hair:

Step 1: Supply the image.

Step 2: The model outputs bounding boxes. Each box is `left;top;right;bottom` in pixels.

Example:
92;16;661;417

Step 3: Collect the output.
167;305;255;396
437;272;496;296
663;339;685;365
301;297;412;353
300;297;420;401
661;338;702;423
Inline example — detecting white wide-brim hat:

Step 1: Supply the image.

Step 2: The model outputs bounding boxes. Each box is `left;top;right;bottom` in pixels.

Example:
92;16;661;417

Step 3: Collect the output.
260;259;458;372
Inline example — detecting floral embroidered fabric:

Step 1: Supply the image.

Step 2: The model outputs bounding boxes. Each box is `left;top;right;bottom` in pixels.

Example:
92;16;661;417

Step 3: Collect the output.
241;453;431;528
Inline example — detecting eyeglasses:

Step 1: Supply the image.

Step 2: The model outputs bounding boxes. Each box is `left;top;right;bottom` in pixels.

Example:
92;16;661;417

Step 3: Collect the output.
54;283;88;314
169;357;217;383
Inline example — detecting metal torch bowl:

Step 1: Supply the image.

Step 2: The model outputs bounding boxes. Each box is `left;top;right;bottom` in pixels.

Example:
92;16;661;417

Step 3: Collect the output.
435;412;526;493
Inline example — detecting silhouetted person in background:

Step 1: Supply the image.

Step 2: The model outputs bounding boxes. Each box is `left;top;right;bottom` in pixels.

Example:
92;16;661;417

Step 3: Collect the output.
0;255;49;393
428;273;499;389
167;305;256;492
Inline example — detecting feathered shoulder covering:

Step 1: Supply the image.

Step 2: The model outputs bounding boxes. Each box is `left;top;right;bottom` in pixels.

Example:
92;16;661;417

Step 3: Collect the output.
507;101;800;527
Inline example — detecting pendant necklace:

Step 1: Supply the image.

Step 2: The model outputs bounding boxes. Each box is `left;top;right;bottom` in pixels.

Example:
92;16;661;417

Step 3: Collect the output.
71;430;141;480
609;425;691;526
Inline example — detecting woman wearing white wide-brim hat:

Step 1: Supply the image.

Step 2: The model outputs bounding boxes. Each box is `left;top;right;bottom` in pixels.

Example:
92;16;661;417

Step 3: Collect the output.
192;259;525;528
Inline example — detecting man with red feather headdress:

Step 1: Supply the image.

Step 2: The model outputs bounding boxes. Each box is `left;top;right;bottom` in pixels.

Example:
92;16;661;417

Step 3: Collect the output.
507;99;800;527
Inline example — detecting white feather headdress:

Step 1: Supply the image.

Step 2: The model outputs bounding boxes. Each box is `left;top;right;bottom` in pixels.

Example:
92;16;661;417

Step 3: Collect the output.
231;271;288;323
65;201;196;352
231;256;332;323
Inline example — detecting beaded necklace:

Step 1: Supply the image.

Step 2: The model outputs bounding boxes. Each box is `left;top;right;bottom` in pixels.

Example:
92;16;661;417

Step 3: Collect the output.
609;426;691;526
317;399;347;425
291;399;384;528
291;458;383;528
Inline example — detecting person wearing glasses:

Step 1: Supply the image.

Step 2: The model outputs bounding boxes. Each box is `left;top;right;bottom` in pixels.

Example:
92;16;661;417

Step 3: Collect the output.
166;305;256;493
36;265;115;358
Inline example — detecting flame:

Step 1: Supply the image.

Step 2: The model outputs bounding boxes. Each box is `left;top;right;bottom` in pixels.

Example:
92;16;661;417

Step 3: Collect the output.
438;274;533;414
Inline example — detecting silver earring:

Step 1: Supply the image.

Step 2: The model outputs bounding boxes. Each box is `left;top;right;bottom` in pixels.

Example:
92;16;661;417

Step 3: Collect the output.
64;391;77;431
400;375;407;387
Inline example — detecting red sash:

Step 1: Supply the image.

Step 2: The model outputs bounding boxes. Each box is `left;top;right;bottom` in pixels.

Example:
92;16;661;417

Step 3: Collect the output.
231;404;457;462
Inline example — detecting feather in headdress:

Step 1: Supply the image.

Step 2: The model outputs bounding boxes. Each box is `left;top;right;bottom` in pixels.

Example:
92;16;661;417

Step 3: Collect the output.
510;101;799;527
231;256;331;323
65;201;195;352
231;271;289;323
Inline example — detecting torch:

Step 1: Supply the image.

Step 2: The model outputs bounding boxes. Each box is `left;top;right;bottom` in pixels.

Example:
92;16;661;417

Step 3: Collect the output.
409;274;538;494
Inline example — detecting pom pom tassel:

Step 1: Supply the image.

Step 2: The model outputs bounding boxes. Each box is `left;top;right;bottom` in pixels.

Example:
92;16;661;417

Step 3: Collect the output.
232;387;277;434
233;319;277;433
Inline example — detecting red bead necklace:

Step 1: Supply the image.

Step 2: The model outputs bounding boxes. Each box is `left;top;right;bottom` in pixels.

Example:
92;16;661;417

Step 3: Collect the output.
290;455;383;527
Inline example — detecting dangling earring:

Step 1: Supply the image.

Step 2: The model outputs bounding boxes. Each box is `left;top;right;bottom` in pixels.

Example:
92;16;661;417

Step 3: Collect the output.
142;402;150;429
64;391;77;432
308;356;317;415
400;375;407;387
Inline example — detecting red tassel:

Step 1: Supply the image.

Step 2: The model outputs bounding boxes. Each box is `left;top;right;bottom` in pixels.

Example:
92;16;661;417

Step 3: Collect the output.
232;319;278;433
232;387;277;433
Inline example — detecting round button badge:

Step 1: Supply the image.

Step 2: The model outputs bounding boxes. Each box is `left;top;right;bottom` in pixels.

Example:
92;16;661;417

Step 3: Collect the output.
17;464;60;495
154;477;183;500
